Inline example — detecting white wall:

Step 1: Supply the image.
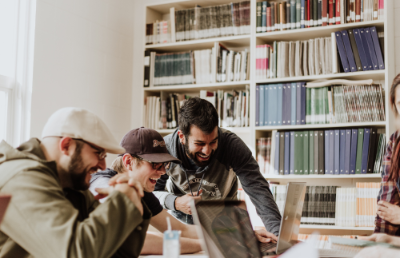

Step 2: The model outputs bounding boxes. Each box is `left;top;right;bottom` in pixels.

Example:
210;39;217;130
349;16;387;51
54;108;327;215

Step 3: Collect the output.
394;2;400;75
31;0;135;163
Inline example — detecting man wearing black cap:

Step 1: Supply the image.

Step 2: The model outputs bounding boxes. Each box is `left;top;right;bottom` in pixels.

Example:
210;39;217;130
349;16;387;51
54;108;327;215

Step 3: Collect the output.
154;97;282;240
90;127;202;254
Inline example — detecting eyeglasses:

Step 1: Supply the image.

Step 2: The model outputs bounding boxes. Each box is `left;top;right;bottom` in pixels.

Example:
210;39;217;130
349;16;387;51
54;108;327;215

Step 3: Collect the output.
74;139;107;160
134;156;170;170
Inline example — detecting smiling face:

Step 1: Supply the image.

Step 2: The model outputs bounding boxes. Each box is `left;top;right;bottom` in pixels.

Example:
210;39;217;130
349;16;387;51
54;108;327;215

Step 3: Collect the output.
126;155;166;192
179;125;218;167
68;139;106;191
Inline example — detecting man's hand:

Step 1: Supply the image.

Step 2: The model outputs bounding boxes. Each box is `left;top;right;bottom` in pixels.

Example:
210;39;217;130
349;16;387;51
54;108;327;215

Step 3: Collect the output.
254;228;278;243
359;233;400;246
175;190;202;215
377;201;400;225
95;174;144;215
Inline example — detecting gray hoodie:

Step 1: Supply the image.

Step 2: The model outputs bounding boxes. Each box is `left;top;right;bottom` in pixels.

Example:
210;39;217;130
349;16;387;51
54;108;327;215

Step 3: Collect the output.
153;128;282;235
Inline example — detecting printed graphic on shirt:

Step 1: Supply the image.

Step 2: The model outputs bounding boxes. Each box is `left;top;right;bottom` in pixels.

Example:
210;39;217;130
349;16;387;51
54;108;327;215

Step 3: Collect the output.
182;178;222;199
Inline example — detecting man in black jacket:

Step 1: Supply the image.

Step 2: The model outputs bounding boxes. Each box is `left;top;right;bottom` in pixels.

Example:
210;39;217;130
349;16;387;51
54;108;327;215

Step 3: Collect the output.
154;97;282;238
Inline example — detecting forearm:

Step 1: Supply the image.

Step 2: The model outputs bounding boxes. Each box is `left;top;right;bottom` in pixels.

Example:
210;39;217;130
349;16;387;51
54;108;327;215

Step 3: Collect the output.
141;231;202;255
181;224;199;239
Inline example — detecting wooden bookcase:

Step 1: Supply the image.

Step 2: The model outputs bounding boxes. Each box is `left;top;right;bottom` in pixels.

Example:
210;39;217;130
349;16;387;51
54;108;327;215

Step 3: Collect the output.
141;0;395;235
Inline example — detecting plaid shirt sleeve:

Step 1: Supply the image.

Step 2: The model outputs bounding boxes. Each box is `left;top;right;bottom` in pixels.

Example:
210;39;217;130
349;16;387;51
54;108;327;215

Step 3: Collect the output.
374;131;400;235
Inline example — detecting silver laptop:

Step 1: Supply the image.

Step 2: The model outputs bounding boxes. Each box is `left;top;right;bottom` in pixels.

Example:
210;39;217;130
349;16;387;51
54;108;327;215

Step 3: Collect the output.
191;182;307;257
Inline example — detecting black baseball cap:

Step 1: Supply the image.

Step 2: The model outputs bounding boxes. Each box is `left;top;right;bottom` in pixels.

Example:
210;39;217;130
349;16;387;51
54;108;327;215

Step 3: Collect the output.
120;127;181;164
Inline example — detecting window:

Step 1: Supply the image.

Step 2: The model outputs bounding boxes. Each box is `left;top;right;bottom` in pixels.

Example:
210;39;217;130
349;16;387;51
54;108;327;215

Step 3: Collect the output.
0;0;35;145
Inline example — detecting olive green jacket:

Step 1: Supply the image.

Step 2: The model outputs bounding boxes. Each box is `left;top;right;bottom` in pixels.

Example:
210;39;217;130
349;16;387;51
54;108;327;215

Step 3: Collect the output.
0;138;150;258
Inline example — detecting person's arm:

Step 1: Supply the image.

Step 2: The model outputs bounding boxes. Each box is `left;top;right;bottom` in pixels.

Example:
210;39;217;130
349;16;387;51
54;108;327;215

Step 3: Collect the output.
89;177;110;203
223;131;281;236
354;246;400;258
141;231;201;255
1;169;145;258
360;233;400;246
151;209;199;239
375;131;400;235
154;174;180;211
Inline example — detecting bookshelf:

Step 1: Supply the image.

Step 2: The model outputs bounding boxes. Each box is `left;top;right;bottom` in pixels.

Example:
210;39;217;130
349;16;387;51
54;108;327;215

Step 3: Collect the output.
140;0;395;235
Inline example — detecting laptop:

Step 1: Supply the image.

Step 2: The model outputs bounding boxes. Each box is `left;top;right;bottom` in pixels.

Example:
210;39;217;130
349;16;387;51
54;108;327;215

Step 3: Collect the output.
191;183;356;258
191;182;307;257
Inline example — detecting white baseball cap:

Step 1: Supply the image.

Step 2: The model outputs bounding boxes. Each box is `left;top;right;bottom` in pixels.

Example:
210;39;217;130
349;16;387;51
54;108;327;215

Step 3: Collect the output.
41;107;125;154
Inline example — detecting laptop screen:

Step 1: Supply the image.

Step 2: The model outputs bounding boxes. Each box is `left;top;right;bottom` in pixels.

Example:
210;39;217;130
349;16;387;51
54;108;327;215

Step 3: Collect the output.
193;200;262;258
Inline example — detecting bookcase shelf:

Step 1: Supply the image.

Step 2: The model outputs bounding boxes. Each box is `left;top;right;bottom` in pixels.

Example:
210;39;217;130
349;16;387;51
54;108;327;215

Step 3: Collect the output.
139;0;395;235
264;174;381;179
255;121;387;131
157;127;251;135
145;34;250;52
256;20;384;42
255;70;385;84
144;81;250;92
300;225;374;231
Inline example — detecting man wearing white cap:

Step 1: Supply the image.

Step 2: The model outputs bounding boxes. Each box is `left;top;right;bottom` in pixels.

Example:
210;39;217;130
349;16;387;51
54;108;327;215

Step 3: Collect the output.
0;107;149;258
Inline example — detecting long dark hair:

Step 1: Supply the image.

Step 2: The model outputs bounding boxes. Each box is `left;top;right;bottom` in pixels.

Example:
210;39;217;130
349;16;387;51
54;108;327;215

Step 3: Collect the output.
388;74;400;182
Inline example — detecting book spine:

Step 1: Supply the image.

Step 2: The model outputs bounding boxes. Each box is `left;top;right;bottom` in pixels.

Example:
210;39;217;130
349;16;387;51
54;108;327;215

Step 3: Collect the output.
367;128;378;173
355;128;364;174
322;0;328;26
297;0;302;28
348;29;363;71
341;30;358;72
274;132;280;174
329;0;334;25
335;0;341;24
344;129;352;174
267;7;272;32
304;131;309;174
318;130;325;174
262;1;267;32
296;83;302;125
301;0;306;28
301;82;307;124
334;130;340;174
291;0;297;29
339;129;346;174
291;83;297;125
279;132;285;175
361;128;371;173
359;28;374;70
256;2;262;33
290;131;295;174
309;130;314;174
314;131;319;174
277;84;283;125
325;130;330;174
284;132;291;175
350;128;358;174
329;130;335;174
364;27;379;70
260;85;264;126
335;31;351;73
370;26;385;69
355;0;361;22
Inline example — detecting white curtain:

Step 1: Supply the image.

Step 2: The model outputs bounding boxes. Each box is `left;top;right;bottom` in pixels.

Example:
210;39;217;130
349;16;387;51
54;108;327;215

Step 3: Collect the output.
0;0;36;146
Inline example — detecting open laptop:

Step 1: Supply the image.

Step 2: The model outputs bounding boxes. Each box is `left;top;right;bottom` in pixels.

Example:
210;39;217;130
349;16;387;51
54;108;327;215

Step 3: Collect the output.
191;182;306;257
191;183;356;258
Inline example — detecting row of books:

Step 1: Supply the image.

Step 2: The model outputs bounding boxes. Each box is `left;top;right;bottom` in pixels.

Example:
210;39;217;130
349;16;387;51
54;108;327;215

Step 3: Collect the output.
255;83;385;127
271;183;380;227
145;20;171;45
144;46;250;87
200;87;250;128
256;37;334;80
256;0;384;34
145;2;251;45
335;183;381;227
257;128;386;175
335;27;384;72
143;88;250;130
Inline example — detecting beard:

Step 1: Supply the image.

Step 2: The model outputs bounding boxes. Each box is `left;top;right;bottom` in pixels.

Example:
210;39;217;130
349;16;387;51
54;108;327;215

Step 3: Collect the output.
68;142;91;191
184;138;215;167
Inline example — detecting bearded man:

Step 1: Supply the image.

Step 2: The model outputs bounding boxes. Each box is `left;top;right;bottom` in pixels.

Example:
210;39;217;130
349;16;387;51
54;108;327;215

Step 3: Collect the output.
154;97;282;240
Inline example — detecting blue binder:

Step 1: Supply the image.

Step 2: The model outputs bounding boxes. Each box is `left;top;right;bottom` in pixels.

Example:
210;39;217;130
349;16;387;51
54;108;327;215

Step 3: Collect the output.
256;86;260;126
325;130;330;174
334;130;340;175
274;132;280;174
268;85;276;125
277;84;283;125
364;27;379;70
264;85;269;126
260;85;265;126
341;30;358;72
339;130;346;174
335;31;351;73
296;82;302;124
359;28;374;70
344;129;351;174
353;28;370;71
329;130;335;174
370;26;385;70
291;82;297;125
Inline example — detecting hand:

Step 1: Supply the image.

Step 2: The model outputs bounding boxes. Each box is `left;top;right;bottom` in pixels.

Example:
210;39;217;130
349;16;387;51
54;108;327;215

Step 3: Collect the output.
377;201;400;225
108;174;144;197
354;246;400;258
175;190;202;215
254;228;278;243
359;233;400;246
96;183;144;215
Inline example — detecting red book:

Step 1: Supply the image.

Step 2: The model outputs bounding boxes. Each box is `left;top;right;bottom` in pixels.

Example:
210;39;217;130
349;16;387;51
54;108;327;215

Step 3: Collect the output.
335;0;340;24
267;7;271;32
322;0;328;26
355;0;361;22
306;0;310;27
329;0;334;25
